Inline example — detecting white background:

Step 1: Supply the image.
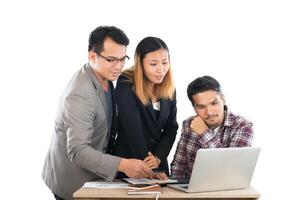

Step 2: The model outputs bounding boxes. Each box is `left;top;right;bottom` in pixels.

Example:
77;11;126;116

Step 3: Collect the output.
0;0;299;199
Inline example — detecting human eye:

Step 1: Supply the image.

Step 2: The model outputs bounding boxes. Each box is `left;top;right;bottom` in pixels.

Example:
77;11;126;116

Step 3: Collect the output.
196;105;205;109
150;63;157;66
211;100;219;105
106;58;115;63
110;58;118;63
120;57;126;63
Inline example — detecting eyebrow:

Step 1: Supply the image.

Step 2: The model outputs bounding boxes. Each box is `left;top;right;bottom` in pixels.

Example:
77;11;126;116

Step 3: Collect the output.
149;58;168;62
107;55;127;59
195;98;218;107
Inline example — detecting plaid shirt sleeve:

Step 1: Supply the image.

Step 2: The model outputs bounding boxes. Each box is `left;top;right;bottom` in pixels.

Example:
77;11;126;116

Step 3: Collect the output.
170;120;190;179
197;116;253;148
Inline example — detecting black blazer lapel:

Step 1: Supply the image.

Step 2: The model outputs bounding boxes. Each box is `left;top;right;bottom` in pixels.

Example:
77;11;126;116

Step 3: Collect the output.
158;99;168;125
146;102;157;124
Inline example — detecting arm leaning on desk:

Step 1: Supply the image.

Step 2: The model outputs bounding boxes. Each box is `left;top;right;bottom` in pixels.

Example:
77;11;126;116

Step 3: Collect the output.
73;186;260;200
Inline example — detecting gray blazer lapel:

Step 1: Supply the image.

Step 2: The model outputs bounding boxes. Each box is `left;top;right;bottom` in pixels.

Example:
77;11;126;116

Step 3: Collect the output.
84;64;109;126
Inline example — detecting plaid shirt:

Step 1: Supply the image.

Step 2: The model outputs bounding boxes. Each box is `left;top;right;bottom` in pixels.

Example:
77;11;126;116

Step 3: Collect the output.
170;108;253;179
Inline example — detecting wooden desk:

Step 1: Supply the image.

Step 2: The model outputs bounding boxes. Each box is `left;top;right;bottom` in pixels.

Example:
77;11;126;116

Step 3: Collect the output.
74;186;260;200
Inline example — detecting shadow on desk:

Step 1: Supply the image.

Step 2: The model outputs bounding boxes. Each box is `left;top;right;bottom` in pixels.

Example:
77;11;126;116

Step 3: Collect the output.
73;186;260;200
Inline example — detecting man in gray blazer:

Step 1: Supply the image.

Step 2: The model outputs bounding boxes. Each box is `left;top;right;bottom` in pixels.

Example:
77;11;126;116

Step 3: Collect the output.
42;26;154;200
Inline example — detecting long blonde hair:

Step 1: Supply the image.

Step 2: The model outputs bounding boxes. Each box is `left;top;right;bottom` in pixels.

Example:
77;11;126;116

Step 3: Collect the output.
122;37;175;105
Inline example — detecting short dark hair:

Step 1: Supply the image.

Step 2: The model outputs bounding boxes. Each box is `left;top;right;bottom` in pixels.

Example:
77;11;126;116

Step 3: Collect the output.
187;75;222;105
88;26;129;53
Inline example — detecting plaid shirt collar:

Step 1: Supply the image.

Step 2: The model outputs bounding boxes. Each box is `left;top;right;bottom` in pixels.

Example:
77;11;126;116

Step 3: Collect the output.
221;105;234;128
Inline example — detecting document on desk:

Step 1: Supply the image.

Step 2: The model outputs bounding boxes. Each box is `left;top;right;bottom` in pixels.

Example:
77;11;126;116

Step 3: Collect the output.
123;178;178;185
127;184;162;195
83;181;129;189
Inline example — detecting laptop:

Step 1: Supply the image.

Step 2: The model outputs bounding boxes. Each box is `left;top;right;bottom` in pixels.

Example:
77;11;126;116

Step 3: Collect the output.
168;147;260;193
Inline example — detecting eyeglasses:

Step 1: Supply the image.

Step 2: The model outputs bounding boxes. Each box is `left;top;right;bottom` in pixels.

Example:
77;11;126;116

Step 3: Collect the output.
97;53;129;65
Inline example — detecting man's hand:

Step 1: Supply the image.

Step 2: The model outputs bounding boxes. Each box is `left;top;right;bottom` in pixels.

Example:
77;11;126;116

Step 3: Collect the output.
190;116;208;135
118;158;154;179
143;152;161;169
153;172;168;180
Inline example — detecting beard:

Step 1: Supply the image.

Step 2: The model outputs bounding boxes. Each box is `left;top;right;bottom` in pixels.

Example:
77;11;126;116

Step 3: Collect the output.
204;115;220;129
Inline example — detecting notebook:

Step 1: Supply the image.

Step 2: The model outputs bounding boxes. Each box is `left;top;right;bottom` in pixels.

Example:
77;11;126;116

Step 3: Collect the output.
168;147;260;193
127;184;162;195
123;177;177;185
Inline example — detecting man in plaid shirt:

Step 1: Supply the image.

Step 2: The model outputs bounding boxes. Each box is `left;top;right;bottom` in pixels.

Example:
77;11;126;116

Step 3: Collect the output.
171;76;253;179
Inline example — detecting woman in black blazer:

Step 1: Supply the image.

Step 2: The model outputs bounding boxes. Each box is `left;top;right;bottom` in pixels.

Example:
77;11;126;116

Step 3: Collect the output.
114;37;178;178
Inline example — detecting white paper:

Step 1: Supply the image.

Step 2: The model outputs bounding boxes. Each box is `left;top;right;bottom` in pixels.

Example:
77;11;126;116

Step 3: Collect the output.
123;178;178;185
128;191;161;195
83;181;129;189
127;184;160;190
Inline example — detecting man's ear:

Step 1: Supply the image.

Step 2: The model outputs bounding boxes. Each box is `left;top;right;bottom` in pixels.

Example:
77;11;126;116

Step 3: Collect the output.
88;51;97;64
193;104;200;116
221;94;226;104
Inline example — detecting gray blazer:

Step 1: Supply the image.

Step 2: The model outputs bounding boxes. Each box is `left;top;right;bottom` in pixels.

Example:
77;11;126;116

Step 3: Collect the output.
42;64;121;200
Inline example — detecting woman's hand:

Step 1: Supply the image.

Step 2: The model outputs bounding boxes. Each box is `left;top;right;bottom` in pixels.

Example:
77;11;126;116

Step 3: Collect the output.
143;152;161;169
153;172;168;180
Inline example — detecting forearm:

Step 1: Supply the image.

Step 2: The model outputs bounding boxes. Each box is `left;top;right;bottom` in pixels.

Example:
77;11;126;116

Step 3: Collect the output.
120;123;148;159
70;144;121;181
117;158;128;172
170;131;188;179
171;161;188;179
153;131;177;160
63;94;121;180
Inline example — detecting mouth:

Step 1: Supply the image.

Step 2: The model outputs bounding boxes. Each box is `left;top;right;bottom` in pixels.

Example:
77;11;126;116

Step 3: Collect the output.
205;115;217;121
154;75;164;80
112;72;121;76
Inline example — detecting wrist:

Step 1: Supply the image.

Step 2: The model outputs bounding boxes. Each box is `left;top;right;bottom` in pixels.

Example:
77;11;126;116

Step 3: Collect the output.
155;156;161;164
118;158;128;172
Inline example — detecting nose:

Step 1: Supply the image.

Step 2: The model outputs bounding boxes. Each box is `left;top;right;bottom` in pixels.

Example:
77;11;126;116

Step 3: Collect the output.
115;61;124;70
206;105;214;116
156;63;164;73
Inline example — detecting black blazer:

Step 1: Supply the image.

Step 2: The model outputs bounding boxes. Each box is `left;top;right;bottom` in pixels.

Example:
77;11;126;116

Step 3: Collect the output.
114;75;178;175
